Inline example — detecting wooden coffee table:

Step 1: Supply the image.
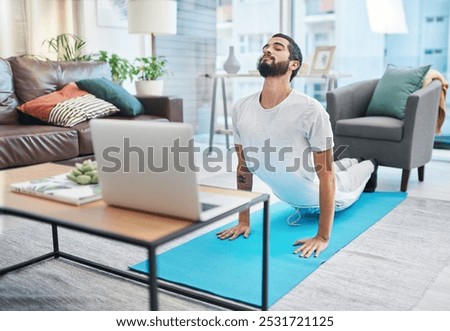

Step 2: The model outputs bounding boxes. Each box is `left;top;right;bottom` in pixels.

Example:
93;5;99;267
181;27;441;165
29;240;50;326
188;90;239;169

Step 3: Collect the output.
0;163;270;310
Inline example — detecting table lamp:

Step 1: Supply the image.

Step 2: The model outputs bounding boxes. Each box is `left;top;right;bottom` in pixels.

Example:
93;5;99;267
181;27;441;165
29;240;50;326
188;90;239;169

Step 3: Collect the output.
128;0;177;56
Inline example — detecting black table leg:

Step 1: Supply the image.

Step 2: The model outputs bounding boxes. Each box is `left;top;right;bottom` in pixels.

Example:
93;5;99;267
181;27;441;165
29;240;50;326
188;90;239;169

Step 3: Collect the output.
52;224;60;258
148;246;158;310
262;199;270;311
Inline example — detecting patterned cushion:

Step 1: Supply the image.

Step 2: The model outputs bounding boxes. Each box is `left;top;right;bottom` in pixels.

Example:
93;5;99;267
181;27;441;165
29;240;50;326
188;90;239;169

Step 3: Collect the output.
17;82;119;127
49;93;119;127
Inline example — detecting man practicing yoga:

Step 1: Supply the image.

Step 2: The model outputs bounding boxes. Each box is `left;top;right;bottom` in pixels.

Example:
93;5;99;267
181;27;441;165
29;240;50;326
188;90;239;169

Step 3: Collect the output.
216;33;377;258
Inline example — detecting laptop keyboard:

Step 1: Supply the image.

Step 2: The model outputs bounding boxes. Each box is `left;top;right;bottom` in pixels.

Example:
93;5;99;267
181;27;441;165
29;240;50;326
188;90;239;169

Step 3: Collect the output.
201;202;219;212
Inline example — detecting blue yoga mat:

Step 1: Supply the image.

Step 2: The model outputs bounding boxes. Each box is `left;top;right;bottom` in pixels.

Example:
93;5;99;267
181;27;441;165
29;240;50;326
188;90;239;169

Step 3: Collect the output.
130;192;407;307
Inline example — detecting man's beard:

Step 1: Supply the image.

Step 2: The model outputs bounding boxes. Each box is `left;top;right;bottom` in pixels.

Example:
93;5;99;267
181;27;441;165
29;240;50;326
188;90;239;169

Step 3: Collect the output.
257;57;290;78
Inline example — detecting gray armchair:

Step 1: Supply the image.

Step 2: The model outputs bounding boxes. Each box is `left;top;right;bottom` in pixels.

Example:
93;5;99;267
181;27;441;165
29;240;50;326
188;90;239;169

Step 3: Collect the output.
326;79;442;192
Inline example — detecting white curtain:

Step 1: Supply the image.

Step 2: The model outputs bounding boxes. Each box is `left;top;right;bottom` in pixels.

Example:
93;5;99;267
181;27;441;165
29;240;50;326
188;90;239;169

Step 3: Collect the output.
0;0;24;57
0;0;83;59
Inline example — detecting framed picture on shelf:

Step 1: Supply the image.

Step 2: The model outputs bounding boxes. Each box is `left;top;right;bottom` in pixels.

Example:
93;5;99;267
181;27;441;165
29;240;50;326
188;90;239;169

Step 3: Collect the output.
310;46;336;74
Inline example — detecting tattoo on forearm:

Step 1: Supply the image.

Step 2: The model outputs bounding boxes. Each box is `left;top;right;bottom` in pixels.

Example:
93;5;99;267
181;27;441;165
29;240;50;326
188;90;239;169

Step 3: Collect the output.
237;173;252;191
237;174;246;183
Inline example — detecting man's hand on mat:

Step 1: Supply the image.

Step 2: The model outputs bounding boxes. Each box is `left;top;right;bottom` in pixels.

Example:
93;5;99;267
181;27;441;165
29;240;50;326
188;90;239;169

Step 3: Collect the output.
216;223;250;240
293;236;329;258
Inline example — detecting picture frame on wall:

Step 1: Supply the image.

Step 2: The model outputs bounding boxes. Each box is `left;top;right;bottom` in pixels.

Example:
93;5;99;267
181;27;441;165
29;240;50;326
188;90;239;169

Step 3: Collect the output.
310;46;336;74
96;0;128;28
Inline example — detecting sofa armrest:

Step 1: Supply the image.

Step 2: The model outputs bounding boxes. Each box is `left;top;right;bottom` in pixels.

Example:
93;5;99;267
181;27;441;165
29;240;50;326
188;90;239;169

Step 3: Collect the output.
326;79;379;130
136;95;183;122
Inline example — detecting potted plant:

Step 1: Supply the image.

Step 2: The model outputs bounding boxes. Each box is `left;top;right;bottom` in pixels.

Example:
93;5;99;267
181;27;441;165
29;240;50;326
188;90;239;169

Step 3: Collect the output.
42;34;132;85
96;51;133;85
131;56;168;96
42;33;92;61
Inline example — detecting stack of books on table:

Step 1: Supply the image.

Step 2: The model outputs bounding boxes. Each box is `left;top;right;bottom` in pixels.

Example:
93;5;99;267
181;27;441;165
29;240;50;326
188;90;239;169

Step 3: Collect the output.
11;174;102;206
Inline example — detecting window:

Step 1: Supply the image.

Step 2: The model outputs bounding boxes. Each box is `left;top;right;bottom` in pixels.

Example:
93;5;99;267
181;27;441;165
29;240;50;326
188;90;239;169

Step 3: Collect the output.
239;35;246;53
314;32;329;44
211;0;450;138
249;34;266;53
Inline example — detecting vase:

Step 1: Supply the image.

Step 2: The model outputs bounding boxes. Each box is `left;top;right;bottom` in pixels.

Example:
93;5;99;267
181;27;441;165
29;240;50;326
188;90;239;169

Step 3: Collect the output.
135;80;164;96
223;46;240;74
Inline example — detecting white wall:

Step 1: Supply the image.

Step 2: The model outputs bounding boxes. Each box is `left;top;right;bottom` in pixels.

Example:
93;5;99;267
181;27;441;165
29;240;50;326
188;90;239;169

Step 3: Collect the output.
79;0;145;57
78;0;147;92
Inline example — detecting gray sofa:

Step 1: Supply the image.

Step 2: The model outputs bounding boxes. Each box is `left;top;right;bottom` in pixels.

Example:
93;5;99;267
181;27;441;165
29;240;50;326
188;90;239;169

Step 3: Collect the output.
0;56;183;169
326;78;442;191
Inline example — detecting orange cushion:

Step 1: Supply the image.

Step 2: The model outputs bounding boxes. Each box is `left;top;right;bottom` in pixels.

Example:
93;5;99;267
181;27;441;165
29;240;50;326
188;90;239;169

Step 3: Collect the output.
17;82;88;121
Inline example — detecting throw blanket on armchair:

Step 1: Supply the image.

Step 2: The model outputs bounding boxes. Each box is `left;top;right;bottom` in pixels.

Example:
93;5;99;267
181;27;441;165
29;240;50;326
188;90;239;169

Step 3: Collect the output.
423;68;448;134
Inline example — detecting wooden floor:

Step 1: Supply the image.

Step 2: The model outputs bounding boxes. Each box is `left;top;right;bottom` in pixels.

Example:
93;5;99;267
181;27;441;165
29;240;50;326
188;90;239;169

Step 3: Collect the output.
1;145;449;310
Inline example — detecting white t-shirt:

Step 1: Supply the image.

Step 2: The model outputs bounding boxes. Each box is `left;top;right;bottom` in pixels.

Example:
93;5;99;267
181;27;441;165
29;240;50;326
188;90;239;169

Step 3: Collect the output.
232;89;334;208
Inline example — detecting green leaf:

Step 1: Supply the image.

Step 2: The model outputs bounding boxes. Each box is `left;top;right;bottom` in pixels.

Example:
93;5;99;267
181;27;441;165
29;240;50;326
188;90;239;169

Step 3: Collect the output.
131;56;168;80
42;33;92;61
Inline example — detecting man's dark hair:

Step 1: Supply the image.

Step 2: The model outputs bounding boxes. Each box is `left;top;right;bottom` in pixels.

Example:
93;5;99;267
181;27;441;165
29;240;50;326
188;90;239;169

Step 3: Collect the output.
272;33;303;81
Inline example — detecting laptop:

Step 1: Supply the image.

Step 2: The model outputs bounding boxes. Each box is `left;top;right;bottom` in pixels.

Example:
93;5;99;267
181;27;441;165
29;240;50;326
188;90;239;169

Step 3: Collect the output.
90;119;250;221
